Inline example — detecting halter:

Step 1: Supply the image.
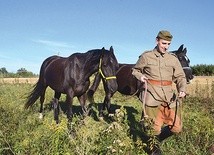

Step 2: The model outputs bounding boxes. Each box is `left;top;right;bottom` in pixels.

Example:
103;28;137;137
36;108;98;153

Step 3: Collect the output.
98;58;117;80
181;55;191;70
182;66;191;70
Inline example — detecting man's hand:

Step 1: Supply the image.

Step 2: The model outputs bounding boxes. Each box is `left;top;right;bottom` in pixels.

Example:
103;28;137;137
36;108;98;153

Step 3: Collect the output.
140;75;148;83
178;91;186;98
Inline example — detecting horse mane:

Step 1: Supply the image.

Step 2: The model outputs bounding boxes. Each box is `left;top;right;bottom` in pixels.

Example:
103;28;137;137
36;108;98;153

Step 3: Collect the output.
84;49;106;70
67;49;103;64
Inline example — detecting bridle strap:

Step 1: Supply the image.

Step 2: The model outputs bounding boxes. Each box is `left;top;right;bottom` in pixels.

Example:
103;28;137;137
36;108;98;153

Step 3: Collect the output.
98;58;116;80
182;66;191;70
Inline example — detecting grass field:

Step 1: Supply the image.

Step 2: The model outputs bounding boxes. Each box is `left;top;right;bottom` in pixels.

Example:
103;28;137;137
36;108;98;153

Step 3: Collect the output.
1;76;214;97
0;76;213;154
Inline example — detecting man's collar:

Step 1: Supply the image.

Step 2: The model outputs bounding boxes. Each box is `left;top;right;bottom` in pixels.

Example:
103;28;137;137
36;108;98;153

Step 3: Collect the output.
153;48;163;57
153;47;168;57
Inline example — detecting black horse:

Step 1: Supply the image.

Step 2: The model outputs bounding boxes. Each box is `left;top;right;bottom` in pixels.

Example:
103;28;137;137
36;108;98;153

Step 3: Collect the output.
25;47;119;123
87;45;194;117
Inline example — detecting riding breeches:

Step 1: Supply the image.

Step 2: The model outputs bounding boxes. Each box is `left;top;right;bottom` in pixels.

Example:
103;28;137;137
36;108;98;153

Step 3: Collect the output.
145;103;182;135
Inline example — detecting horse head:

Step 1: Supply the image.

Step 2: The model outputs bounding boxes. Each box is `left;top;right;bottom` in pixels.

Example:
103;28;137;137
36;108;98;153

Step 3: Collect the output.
99;46;119;93
171;44;194;84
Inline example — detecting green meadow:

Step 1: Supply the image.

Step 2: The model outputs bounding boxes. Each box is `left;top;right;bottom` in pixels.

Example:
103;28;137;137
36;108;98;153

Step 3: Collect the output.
0;77;213;155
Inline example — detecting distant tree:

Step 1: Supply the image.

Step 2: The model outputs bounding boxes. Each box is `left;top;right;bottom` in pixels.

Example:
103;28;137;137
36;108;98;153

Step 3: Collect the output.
0;67;8;74
0;67;8;77
205;65;214;76
192;64;214;76
17;68;35;77
17;68;27;73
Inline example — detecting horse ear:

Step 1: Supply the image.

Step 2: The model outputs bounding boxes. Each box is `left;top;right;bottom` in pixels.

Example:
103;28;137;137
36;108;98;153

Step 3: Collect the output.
102;47;105;50
183;48;187;54
178;44;184;52
110;46;114;53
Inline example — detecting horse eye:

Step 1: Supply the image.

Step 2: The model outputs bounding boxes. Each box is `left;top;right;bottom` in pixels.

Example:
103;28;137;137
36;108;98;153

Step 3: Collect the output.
103;63;107;67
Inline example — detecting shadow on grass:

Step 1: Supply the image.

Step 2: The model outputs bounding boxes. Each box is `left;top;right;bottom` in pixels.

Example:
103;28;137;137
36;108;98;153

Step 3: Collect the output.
45;100;148;143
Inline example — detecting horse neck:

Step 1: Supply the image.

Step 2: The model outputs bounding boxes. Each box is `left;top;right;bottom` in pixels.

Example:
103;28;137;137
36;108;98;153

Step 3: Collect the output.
83;51;102;78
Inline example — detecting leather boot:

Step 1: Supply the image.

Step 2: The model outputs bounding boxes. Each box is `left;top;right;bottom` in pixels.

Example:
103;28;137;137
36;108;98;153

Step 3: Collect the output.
150;145;162;155
158;126;174;142
146;135;162;155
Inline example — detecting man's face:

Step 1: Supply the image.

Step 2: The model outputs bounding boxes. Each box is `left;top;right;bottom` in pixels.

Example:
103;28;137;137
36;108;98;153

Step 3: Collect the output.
156;38;171;54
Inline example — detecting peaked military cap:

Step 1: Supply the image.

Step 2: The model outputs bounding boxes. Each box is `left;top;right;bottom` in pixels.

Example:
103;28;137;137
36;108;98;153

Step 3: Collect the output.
157;30;173;41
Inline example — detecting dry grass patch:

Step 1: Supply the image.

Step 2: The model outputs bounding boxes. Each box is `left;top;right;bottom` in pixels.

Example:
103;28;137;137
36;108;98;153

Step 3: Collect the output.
2;76;214;98
0;78;38;84
187;76;214;97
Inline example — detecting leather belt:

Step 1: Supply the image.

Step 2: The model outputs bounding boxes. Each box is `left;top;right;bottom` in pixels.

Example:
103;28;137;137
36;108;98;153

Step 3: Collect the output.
148;79;172;86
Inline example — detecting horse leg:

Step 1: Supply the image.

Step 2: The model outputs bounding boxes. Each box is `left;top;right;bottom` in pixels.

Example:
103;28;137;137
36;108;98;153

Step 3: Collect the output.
39;87;47;119
99;76;117;118
104;92;115;116
66;90;74;122
53;92;61;124
98;92;109;117
87;73;101;104
77;93;88;116
39;94;44;119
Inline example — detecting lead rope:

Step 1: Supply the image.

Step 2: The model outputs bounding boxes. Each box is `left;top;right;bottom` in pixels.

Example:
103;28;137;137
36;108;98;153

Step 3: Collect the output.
142;80;148;118
141;79;183;130
178;97;183;129
141;79;168;120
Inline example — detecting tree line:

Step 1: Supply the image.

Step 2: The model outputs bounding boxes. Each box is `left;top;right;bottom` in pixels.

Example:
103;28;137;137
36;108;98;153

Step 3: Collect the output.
0;67;38;78
1;64;214;78
191;64;214;76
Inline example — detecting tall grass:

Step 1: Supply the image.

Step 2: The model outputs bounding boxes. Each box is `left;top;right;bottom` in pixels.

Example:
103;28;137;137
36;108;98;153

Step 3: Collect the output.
0;80;213;155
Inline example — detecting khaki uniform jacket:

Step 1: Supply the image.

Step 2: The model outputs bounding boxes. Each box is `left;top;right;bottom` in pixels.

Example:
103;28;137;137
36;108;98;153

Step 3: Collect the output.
132;48;186;107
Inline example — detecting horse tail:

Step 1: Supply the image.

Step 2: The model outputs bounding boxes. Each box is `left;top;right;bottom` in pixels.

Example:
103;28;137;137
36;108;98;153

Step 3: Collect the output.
24;78;46;109
24;58;51;109
25;55;59;109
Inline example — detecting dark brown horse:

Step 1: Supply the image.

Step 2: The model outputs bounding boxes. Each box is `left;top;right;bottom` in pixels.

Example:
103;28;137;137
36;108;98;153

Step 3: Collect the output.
25;47;119;123
87;45;193;117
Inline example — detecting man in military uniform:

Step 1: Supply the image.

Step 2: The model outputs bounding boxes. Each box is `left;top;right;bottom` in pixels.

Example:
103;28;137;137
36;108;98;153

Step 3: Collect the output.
132;30;186;154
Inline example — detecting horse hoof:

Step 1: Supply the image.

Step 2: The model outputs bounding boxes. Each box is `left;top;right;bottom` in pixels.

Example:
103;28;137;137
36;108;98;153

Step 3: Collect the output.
108;113;114;117
39;113;43;119
98;116;104;121
84;108;91;116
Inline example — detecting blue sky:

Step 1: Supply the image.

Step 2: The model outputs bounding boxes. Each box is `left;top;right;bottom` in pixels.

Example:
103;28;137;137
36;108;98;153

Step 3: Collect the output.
0;0;213;74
